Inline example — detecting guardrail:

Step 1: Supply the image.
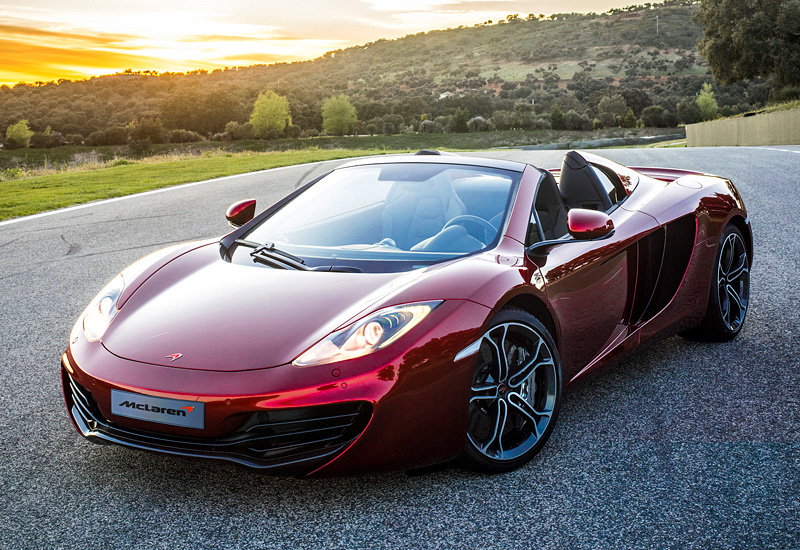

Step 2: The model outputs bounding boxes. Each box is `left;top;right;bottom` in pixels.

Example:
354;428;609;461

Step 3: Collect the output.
517;132;685;150
687;109;800;147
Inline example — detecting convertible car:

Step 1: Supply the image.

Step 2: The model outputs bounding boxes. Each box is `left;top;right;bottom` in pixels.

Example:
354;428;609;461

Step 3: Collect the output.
62;150;751;476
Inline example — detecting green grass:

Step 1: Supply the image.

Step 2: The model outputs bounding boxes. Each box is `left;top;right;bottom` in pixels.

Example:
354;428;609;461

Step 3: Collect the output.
0;126;685;220
0;149;405;221
0;127;680;172
722;100;800;120
761;100;800;114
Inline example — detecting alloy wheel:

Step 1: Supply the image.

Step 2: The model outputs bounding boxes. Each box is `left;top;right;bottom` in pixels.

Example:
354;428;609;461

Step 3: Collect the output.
468;322;558;462
717;231;749;332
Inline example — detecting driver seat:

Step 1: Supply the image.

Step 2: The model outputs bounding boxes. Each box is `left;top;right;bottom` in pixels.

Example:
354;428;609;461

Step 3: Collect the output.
381;173;467;249
559;151;613;212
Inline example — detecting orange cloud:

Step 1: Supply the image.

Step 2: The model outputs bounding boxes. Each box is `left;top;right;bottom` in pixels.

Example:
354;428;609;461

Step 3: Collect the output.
0;36;171;85
0;17;336;85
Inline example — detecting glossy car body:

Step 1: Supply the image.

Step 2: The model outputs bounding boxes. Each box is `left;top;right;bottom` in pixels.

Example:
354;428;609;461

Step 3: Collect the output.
62;151;751;476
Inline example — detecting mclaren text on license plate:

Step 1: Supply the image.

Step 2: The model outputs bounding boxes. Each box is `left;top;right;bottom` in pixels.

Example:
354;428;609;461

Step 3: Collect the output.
110;389;204;429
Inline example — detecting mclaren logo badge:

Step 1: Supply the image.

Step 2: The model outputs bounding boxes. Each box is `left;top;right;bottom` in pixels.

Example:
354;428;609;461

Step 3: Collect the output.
165;353;183;362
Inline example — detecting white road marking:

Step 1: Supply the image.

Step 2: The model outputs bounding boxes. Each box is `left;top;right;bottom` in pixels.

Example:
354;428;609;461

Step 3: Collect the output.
761;147;800;154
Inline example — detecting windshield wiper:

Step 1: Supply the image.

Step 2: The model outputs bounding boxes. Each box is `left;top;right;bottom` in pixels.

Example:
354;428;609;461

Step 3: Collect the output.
234;239;308;271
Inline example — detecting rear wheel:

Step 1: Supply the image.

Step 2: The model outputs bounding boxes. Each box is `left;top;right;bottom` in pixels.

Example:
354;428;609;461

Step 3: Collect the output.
461;308;561;473
682;224;750;341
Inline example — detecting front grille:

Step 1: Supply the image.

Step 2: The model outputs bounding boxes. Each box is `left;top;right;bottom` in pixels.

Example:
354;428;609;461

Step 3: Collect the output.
63;368;371;474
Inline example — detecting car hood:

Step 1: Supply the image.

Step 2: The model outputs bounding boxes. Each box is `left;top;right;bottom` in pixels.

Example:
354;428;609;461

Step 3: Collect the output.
102;244;424;371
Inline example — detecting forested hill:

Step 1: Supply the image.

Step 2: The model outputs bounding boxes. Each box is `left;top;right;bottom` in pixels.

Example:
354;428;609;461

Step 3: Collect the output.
0;0;773;143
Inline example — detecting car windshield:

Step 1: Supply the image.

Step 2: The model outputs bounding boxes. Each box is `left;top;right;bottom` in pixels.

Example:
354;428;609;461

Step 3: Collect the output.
238;162;521;272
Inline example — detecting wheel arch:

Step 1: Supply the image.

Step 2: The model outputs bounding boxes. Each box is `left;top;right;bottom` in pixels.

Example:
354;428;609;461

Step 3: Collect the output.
726;214;753;267
496;292;559;348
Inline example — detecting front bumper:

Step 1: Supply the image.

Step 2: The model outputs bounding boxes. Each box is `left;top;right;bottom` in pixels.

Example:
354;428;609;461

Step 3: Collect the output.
63;357;372;475
62;299;490;476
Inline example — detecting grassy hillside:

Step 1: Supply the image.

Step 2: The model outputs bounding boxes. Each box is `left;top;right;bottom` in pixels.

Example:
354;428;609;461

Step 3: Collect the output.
0;0;773;149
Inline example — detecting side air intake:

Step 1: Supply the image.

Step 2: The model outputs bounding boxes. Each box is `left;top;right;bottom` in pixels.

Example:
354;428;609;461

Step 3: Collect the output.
631;215;697;325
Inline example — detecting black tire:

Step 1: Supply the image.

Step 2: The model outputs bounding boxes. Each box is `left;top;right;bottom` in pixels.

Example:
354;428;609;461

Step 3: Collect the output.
460;307;562;473
681;224;750;342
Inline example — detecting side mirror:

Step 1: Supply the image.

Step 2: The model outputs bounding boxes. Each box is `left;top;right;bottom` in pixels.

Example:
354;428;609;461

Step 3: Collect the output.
567;208;614;240
226;199;256;228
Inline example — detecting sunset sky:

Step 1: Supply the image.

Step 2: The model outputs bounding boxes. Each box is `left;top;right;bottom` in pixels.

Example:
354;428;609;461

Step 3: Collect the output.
1;1;658;86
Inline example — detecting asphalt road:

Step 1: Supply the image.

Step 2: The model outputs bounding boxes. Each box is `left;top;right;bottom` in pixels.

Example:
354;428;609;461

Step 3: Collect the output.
0;147;798;549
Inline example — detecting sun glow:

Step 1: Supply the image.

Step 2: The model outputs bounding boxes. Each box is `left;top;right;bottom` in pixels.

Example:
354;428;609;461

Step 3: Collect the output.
0;0;650;86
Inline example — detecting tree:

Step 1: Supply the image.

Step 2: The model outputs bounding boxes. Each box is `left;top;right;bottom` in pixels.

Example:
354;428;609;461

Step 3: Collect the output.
621;108;639;128
564;110;590;131
677;100;702;124
248;91;290;139
226;121;254;140
696;83;718;121
598;94;628;127
695;0;800;87
130;116;164;143
467;116;488;132
5;120;33;148
419;120;441;133
450;108;470;133
641;105;677;128
322;94;357;136
550;105;565;130
30;127;65;148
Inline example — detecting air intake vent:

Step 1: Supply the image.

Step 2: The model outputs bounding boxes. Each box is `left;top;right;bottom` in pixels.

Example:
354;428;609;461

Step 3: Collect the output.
63;367;371;474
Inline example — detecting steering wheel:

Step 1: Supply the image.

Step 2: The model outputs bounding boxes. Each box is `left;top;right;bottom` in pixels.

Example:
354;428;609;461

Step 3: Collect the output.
443;215;497;236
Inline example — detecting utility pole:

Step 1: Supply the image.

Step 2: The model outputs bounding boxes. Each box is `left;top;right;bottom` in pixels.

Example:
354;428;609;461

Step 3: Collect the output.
656;14;659;35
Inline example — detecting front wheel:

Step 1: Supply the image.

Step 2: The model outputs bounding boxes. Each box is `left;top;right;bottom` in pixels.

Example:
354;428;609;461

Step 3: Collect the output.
460;308;562;473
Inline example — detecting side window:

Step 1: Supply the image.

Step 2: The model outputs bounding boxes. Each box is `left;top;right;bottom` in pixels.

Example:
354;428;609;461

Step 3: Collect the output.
590;165;628;208
527;172;567;245
526;211;541;245
590;166;618;205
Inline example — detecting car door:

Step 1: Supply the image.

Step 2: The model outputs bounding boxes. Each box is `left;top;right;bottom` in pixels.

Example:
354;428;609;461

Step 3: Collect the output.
525;157;658;382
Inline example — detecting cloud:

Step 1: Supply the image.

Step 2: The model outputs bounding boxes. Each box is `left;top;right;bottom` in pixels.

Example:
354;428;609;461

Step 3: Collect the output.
0;11;336;85
0;0;658;84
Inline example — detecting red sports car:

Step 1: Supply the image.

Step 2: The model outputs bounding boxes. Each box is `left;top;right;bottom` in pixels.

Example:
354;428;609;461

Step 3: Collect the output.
62;150;751;475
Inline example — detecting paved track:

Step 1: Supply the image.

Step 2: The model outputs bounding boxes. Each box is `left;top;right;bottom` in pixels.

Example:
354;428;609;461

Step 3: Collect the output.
0;147;798;549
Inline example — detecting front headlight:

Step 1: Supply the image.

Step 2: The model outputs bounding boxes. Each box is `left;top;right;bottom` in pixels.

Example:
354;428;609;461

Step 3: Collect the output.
293;301;442;367
83;274;125;341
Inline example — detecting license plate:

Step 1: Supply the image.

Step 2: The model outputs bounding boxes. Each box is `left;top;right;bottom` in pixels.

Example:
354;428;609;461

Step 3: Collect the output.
111;389;204;429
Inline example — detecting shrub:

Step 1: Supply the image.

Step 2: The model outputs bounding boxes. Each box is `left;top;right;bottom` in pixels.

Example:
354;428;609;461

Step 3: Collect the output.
564;110;591;131
419;120;441;133
103;126;129;145
285;123;302;138
641;105;667;127
491;110;514;130
128;138;152;156
30;131;65;148
65;133;84;145
85;131;105;146
225;121;254;140
5;120;34;149
530;117;551;130
130;117;164;144
676;101;701;124
467;116;488;132
166;129;203;143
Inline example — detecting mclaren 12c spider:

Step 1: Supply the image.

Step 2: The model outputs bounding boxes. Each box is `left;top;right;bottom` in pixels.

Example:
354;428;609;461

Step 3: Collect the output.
62;150;752;476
